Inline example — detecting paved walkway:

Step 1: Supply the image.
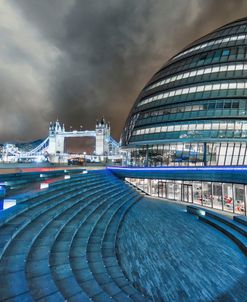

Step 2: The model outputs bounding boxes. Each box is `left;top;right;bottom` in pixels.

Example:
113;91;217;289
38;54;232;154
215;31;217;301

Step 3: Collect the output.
118;197;247;302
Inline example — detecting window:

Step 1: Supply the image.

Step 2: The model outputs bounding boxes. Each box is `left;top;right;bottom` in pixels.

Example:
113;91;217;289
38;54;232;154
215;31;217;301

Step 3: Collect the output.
222;49;230;56
204;124;211;130
236;64;244;70
224;102;231;109
172;34;246;61
220;83;229;89
146;63;247;91
208;103;215;109
196;86;204;92
229;83;237;89
216;102;224;109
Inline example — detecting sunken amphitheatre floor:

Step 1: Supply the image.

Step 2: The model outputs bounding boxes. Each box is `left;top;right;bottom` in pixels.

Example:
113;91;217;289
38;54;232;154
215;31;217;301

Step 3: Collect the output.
0;170;246;302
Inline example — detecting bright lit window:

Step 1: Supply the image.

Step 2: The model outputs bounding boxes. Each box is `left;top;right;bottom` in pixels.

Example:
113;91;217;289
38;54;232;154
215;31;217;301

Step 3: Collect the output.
172;34;246;60
133;121;247;137
146;63;246;91
139;81;247;107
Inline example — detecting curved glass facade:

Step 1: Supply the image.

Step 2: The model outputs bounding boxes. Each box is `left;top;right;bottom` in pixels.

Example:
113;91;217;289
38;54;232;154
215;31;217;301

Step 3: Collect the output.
121;17;247;167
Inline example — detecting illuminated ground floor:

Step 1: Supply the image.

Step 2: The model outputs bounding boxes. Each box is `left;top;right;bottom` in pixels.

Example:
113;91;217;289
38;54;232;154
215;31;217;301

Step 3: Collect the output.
126;177;247;215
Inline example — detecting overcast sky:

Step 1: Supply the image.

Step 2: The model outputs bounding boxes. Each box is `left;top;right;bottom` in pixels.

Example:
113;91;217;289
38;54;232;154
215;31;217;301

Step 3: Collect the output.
0;0;247;142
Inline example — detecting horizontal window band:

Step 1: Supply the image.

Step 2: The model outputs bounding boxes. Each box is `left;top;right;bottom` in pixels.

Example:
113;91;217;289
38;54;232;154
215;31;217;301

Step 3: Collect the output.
137;82;247;108
133;120;247;136
145;63;247;91
172;34;247;61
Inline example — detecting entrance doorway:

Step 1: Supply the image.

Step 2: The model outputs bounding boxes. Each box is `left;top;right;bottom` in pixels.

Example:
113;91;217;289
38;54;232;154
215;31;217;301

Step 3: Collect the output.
158;181;167;198
183;184;193;203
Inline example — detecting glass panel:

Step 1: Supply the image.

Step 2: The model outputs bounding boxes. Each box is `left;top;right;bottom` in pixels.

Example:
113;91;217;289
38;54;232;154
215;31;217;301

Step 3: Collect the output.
223;183;234;212
142;179;149;193
158;181;166;198
234;184;245;215
212;183;223;210
202;182;212;207
193;182;202;205
183;184;193;203
167;182;175;199
174;181;182;200
232;143;240;165
218;144;227;165
209;143;217;165
225;144;234;165
238;143;246;165
150;179;159;196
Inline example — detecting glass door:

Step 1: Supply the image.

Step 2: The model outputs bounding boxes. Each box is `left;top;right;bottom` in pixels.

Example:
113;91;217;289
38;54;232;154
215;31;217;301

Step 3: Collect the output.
183;184;193;203
158;181;167;198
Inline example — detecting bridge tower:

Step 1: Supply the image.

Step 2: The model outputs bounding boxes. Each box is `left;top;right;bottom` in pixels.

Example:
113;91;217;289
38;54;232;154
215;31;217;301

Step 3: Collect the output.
47;119;65;154
95;118;110;155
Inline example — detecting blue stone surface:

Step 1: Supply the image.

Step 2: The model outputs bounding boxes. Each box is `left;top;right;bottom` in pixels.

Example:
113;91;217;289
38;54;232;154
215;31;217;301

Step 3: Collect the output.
118;197;247;302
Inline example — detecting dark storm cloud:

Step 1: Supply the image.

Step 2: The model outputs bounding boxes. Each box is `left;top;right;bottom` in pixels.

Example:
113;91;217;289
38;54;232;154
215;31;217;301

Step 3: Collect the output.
1;0;247;141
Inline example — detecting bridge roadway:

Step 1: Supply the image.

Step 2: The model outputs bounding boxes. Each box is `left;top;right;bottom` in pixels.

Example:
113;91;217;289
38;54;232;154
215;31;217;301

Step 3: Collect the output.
0;170;150;302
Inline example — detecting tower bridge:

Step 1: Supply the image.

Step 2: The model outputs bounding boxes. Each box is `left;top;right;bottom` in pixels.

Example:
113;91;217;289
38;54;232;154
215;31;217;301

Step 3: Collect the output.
2;118;119;163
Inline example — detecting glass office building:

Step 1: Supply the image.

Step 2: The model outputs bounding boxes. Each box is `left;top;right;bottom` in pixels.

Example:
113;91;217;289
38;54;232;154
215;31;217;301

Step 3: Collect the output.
120;18;247;215
122;17;247;167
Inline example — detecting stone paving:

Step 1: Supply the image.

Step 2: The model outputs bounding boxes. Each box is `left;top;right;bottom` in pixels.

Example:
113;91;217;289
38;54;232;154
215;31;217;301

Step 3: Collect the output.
118;197;247;302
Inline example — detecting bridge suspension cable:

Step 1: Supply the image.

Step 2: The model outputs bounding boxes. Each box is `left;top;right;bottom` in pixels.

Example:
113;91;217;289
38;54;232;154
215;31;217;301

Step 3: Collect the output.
25;137;49;155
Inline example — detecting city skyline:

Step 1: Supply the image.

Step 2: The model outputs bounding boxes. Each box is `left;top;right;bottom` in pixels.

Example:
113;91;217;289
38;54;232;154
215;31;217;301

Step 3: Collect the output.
1;0;247;142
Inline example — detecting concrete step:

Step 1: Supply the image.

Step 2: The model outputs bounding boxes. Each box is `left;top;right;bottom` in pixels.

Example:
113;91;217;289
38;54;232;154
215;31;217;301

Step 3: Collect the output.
27;185;125;300
0;172;108;227
65;192;130;300
234;215;247;227
199;215;247;256
205;210;247;237
85;192;139;302
0;182;121;301
187;204;247;237
0;171;150;302
0;178;111;258
103;195;150;302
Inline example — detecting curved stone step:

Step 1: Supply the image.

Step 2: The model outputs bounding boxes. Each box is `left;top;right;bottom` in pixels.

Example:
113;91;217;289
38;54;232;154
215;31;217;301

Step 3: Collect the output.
205;210;247;237
0;172;106;229
0;176;108;258
199;215;247;256
0;172;107;227
50;187;129;301
234;215;247;227
0;178;117;301
187;205;247;256
86;191;140;302
0;171;151;302
26;185;124;301
0;192;89;301
66;190;131;298
102;195;150;302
